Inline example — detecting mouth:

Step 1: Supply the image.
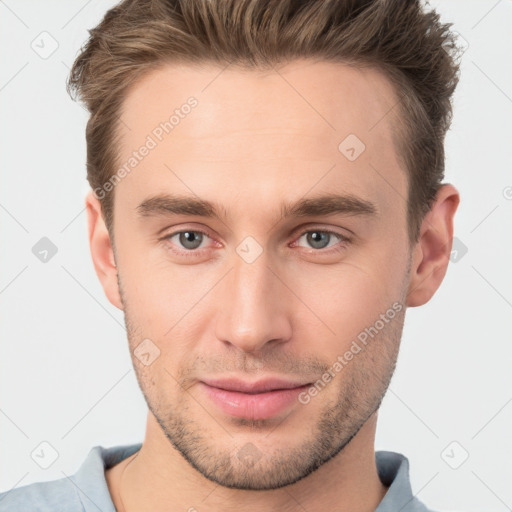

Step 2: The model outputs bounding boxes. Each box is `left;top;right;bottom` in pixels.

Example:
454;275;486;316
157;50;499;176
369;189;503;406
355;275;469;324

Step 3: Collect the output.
199;377;312;421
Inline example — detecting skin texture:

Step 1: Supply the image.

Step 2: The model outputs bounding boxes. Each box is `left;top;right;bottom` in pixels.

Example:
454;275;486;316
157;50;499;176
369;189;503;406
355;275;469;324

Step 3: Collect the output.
86;59;459;512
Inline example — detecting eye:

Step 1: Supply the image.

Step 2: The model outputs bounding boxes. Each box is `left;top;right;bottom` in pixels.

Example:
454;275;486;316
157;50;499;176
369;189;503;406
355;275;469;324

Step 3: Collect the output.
294;229;349;252
163;229;213;252
160;227;350;258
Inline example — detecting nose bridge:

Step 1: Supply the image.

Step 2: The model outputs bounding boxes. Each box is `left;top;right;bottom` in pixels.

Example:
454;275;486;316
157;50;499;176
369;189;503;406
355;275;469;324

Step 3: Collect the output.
214;245;292;353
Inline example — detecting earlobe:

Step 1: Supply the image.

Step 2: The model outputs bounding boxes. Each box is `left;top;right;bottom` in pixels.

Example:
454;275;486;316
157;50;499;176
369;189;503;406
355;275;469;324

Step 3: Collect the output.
406;184;460;307
85;190;124;310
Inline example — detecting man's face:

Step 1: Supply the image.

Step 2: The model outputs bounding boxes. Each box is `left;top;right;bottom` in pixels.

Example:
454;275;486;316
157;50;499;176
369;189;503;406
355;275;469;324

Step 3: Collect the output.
111;59;411;489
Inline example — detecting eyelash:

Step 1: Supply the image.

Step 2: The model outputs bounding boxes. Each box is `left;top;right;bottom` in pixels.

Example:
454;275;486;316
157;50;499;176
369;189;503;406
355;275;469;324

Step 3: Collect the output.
160;227;351;257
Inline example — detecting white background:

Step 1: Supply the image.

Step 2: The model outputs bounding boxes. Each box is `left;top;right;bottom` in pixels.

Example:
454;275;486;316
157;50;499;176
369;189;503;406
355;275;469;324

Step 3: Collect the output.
0;1;511;511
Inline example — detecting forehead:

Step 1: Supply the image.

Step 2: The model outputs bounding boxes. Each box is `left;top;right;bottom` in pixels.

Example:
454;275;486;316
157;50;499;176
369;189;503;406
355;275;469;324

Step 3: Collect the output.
114;59;407;218
118;58;401;145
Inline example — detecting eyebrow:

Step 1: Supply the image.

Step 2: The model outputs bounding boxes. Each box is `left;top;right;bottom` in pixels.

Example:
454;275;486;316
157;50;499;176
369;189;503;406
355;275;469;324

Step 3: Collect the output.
136;192;377;222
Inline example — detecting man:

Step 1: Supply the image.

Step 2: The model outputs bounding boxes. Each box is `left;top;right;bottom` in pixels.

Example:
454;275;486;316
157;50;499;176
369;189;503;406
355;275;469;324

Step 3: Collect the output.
0;0;462;510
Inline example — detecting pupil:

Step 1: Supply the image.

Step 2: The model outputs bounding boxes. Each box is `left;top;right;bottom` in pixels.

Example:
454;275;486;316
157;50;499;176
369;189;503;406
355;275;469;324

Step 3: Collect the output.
180;231;202;250
308;231;329;249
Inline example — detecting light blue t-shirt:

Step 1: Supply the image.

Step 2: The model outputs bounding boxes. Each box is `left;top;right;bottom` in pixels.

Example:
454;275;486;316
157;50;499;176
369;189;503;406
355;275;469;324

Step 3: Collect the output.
0;444;436;511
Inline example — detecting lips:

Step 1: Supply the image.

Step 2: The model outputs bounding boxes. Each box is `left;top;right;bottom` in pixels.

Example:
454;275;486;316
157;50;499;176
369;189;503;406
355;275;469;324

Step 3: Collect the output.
202;377;310;394
199;377;311;420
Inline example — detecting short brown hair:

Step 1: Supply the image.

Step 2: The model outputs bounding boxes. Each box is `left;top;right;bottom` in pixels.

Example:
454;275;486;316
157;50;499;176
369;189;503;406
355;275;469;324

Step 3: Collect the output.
67;0;461;242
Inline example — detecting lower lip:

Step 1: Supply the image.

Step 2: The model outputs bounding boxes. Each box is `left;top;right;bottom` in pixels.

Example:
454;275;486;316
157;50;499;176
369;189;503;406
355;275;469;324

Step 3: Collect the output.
199;382;310;420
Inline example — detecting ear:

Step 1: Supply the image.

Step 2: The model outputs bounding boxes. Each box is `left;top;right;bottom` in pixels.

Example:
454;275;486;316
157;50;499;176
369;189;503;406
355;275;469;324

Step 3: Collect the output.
85;190;124;310
407;184;460;307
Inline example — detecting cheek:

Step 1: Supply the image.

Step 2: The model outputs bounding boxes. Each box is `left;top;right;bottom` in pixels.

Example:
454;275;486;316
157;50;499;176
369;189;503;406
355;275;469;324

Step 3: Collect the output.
292;245;409;348
120;261;215;374
115;235;188;332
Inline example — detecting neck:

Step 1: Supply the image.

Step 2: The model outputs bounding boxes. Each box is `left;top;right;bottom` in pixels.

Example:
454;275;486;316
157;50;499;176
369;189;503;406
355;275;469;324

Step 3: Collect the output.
108;411;387;512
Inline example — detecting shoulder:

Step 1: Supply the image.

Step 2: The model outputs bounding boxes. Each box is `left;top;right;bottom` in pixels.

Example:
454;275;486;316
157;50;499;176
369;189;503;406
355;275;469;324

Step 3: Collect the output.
375;450;444;512
0;476;82;512
0;443;142;512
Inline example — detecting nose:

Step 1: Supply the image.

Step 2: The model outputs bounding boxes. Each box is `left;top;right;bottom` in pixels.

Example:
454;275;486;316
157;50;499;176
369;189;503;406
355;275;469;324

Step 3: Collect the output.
214;247;293;354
